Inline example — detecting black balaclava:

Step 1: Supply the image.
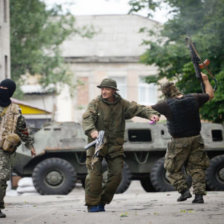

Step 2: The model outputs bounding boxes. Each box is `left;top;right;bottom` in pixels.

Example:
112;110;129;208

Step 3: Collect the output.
0;79;16;107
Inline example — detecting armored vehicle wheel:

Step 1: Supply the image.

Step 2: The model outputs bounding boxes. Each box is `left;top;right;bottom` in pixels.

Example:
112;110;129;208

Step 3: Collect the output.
32;158;77;195
150;158;175;192
140;176;156;192
206;155;224;190
102;162;132;194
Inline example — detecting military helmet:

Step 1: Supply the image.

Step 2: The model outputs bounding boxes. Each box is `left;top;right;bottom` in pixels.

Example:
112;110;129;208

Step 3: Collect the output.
161;82;181;98
97;78;119;90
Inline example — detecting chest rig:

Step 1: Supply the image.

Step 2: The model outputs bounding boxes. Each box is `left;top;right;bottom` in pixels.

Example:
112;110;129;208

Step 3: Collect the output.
0;103;21;153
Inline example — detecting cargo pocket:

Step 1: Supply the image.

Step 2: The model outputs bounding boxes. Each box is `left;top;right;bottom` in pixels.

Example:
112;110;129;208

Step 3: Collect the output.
164;142;176;172
194;136;209;169
164;153;176;172
189;150;209;169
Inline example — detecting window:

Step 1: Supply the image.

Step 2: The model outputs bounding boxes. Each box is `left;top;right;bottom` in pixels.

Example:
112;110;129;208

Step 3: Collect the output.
109;76;127;98
138;77;157;105
212;130;223;142
128;129;152;142
26;118;51;134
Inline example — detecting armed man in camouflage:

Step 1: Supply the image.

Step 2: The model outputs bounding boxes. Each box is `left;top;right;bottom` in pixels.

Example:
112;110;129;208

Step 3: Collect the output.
0;79;36;218
151;73;214;204
82;78;160;212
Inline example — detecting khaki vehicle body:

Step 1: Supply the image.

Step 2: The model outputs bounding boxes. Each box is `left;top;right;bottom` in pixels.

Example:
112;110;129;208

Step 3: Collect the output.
13;121;224;194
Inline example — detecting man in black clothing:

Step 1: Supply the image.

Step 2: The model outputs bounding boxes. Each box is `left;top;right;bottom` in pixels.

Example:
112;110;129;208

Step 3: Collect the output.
152;73;214;203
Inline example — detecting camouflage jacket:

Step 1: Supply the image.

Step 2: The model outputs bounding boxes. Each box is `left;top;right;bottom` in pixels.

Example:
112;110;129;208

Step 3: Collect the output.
82;94;159;144
15;115;34;149
0;104;34;150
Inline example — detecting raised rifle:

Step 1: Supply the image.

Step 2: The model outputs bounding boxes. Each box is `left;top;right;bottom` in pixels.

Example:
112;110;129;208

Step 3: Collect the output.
185;36;217;92
84;130;105;157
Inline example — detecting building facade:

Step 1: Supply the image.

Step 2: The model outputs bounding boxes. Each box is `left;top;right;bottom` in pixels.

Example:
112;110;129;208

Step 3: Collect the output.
60;14;161;122
0;0;10;80
21;14;161;123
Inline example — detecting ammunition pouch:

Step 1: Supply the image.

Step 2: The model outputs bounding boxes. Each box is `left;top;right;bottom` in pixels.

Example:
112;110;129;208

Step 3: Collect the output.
0;133;21;153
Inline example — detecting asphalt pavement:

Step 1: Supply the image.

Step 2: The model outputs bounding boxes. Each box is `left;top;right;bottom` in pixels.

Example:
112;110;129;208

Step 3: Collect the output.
3;181;224;224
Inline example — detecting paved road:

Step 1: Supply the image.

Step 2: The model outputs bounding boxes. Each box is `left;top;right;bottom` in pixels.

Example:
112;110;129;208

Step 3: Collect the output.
3;181;224;224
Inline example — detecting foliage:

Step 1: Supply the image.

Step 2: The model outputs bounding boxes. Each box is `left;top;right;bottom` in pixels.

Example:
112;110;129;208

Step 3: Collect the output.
10;0;95;97
129;0;224;123
128;0;159;17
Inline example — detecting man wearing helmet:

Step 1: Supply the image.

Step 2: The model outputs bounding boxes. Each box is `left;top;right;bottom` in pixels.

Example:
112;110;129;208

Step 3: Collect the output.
151;73;214;204
82;78;160;212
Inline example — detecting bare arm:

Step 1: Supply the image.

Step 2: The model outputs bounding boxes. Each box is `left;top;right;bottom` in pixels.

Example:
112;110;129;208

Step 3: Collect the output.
201;73;214;100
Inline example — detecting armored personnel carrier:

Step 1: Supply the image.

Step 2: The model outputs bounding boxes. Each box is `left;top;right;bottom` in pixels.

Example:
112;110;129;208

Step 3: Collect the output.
13;121;224;194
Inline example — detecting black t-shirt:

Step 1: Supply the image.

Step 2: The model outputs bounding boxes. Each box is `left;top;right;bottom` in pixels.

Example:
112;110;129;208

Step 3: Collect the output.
152;93;209;137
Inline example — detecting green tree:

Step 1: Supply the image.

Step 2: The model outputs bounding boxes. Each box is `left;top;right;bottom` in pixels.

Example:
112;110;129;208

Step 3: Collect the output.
129;0;224;123
10;0;94;96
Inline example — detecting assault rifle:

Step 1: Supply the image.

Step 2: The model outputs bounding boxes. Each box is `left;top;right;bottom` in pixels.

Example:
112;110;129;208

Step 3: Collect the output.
186;37;205;92
185;37;217;93
84;130;105;157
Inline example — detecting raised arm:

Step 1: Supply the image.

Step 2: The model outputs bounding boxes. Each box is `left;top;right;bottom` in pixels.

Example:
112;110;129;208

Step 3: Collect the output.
201;73;214;100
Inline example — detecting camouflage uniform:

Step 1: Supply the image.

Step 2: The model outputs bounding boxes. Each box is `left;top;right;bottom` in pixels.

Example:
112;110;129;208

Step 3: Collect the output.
0;105;34;209
82;93;159;206
164;135;209;195
152;82;210;196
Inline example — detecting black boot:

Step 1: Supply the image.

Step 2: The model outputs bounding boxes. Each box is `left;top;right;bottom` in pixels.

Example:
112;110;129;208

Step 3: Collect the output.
177;189;192;202
192;194;204;204
0;210;6;218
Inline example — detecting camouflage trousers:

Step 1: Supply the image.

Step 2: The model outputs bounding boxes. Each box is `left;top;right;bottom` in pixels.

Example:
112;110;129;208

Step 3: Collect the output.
164;135;210;195
0;150;11;209
85;143;124;206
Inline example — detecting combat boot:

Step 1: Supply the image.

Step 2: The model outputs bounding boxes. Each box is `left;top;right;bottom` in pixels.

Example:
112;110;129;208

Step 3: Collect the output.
98;204;105;212
177;189;192;202
192;194;204;204
0;210;6;218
